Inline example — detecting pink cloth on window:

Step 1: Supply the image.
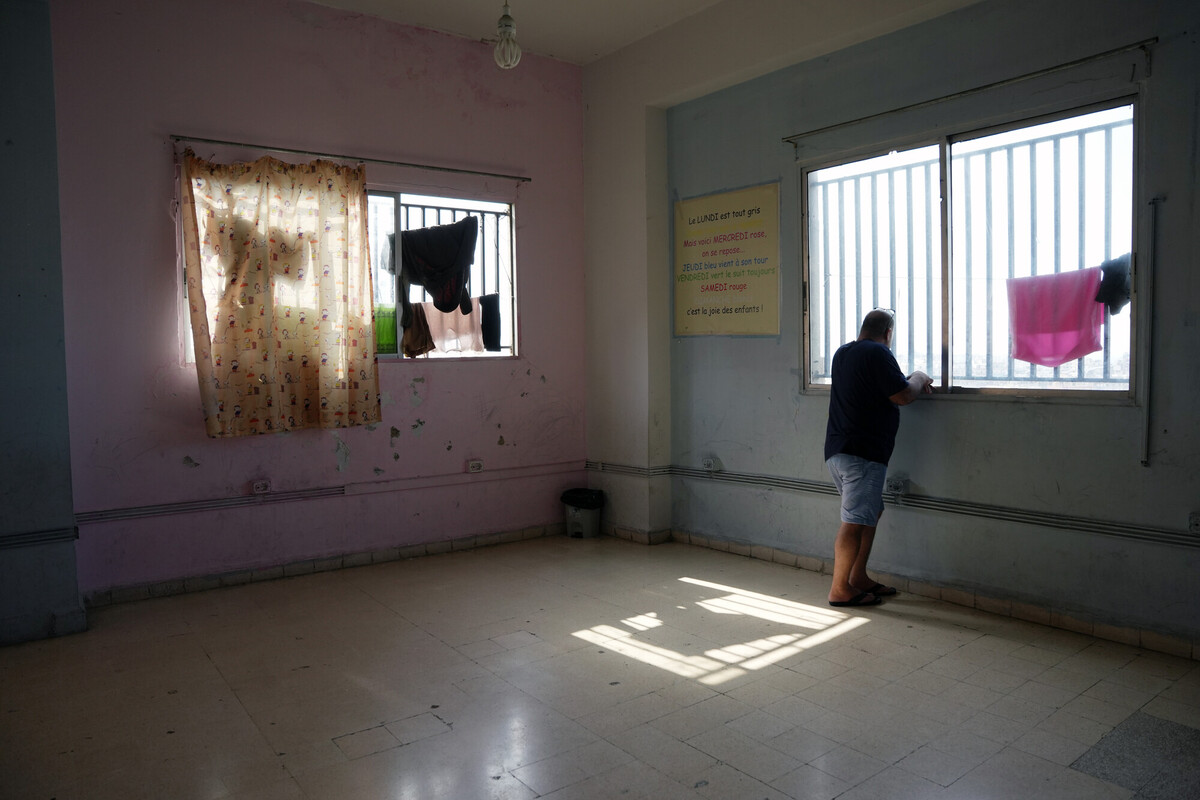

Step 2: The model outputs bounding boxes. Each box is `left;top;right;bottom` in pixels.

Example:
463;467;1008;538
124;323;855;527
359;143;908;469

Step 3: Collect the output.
1006;267;1103;368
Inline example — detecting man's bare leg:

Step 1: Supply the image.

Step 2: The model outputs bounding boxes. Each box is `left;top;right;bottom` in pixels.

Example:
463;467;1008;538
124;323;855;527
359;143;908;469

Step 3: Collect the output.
848;526;877;591
830;521;877;603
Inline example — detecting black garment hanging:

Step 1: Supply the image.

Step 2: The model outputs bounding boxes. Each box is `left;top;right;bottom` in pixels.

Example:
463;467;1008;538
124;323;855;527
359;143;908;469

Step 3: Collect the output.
1094;252;1132;315
480;293;501;351
387;216;478;329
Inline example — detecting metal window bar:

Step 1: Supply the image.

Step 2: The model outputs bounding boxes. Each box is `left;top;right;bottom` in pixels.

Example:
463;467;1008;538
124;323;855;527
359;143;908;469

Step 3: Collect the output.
962;153;975;377
905;166;915;359
1006;147;1017;379
809;115;1130;386
1103;127;1113;379
926;160;936;375
1052;136;1063;381
819;183;831;375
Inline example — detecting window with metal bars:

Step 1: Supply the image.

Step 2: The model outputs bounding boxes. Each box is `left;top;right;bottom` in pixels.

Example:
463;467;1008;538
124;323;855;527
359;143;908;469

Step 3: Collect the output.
368;191;516;358
804;102;1134;393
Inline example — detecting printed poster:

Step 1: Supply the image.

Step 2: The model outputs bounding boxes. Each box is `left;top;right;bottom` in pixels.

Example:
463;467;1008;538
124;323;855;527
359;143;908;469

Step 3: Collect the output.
674;183;780;336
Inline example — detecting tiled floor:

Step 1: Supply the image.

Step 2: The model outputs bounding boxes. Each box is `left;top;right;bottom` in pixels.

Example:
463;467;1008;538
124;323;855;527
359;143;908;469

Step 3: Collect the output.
2;536;1198;799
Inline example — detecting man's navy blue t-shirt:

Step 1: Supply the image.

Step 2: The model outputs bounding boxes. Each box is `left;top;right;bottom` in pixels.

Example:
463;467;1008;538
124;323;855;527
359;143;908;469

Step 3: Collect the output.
824;340;910;465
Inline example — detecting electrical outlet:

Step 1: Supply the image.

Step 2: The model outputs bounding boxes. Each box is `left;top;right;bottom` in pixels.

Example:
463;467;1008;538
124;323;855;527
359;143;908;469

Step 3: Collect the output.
885;476;910;495
1190;512;1200;533
701;458;715;471
251;479;271;495
467;459;484;473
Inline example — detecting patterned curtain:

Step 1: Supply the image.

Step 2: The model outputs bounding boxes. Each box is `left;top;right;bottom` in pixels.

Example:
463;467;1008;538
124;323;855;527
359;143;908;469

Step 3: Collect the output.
180;152;380;437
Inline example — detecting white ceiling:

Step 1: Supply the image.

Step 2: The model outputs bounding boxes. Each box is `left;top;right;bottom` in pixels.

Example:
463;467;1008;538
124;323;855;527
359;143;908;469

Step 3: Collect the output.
305;0;727;65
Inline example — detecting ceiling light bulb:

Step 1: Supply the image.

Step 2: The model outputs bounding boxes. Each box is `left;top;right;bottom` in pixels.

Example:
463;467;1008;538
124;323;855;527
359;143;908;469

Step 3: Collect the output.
494;3;521;69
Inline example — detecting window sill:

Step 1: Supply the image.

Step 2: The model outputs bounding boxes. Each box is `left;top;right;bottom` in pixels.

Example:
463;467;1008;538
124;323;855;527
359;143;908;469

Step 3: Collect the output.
802;383;1136;407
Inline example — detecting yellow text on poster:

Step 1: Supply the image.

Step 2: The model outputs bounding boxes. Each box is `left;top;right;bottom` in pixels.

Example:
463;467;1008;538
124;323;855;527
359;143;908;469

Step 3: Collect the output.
674;183;780;336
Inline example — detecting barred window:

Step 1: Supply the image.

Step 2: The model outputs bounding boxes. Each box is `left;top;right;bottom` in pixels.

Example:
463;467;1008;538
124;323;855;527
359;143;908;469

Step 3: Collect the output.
368;191;516;358
805;103;1133;393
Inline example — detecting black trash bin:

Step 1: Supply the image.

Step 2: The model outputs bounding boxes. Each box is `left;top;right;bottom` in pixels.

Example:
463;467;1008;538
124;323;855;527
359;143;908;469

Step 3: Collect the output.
561;488;605;538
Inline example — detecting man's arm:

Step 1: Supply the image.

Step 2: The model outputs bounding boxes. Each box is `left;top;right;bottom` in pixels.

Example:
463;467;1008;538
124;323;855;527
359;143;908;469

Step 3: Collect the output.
889;371;934;406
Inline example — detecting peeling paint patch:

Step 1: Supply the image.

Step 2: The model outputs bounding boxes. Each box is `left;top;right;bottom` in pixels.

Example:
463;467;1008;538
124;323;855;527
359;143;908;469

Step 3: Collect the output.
540;375;546;383
393;452;400;461
390;426;401;445
498;435;506;445
374;467;385;476
332;434;351;472
411;419;425;435
409;377;425;407
182;456;200;468
366;423;378;432
446;441;453;451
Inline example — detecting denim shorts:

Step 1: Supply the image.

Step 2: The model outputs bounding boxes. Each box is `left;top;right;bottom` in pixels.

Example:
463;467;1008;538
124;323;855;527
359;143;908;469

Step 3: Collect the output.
827;453;887;525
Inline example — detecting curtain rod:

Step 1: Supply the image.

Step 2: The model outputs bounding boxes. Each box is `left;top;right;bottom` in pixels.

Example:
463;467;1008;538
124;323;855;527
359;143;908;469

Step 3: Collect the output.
170;134;531;183
783;38;1157;147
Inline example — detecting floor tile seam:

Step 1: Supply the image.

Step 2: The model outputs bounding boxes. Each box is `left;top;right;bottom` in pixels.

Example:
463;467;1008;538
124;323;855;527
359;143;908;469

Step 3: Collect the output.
671;738;802;792
194;640;280;764
1085;680;1186;711
805;748;889;787
765;762;857;798
1140;698;1200;732
1027;671;1104;697
980;689;1061;715
287;708;460;767
606;731;717;779
838;735;925;768
933;745;1057;793
880;754;964;789
1076;683;1160;711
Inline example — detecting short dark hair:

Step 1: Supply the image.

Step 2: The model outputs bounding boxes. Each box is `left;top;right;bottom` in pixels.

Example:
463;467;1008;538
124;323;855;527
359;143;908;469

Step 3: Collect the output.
860;309;894;340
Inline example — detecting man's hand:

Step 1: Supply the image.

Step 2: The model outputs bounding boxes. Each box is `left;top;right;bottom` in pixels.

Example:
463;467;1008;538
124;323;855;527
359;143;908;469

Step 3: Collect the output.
891;371;934;405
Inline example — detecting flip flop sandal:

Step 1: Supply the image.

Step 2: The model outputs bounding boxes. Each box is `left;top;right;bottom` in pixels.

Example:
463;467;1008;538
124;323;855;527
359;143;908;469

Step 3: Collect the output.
828;592;882;607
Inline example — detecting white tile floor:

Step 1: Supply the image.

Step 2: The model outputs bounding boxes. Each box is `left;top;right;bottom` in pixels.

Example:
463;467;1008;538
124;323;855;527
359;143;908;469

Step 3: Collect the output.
2;536;1198;799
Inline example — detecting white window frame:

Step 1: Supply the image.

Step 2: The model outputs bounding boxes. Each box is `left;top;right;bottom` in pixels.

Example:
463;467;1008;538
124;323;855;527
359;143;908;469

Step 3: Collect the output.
802;98;1138;398
367;189;518;360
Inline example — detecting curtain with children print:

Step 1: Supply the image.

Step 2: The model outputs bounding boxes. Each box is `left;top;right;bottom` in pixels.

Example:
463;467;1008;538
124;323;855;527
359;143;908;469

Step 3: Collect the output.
180;152;380;437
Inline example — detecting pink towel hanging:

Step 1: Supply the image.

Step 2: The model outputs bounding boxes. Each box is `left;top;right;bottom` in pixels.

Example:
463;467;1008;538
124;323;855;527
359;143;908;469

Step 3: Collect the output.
1006;267;1103;368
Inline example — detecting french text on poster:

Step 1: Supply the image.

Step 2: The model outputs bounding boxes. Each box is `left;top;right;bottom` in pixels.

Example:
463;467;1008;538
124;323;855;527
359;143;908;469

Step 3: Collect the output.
674;183;779;335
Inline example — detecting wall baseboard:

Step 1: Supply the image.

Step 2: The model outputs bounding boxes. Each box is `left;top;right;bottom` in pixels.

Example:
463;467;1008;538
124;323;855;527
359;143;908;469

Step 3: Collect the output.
84;523;564;607
671;528;1198;663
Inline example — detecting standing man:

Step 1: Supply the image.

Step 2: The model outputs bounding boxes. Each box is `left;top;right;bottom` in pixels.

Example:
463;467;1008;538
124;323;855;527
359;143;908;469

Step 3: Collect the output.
825;309;932;607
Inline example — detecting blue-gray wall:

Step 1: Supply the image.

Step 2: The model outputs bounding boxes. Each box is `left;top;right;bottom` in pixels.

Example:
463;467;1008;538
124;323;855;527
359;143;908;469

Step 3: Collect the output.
667;0;1200;639
0;0;85;643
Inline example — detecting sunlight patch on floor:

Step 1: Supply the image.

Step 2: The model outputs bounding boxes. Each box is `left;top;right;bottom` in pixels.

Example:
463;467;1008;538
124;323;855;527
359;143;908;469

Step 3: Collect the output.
572;576;869;685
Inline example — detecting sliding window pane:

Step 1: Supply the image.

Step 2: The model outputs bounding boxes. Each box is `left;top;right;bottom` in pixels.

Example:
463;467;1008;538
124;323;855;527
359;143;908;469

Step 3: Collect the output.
950;105;1132;390
807;145;942;384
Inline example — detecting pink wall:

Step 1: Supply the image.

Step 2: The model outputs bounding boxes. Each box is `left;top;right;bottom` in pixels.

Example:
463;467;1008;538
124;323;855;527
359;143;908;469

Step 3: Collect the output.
51;0;586;594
